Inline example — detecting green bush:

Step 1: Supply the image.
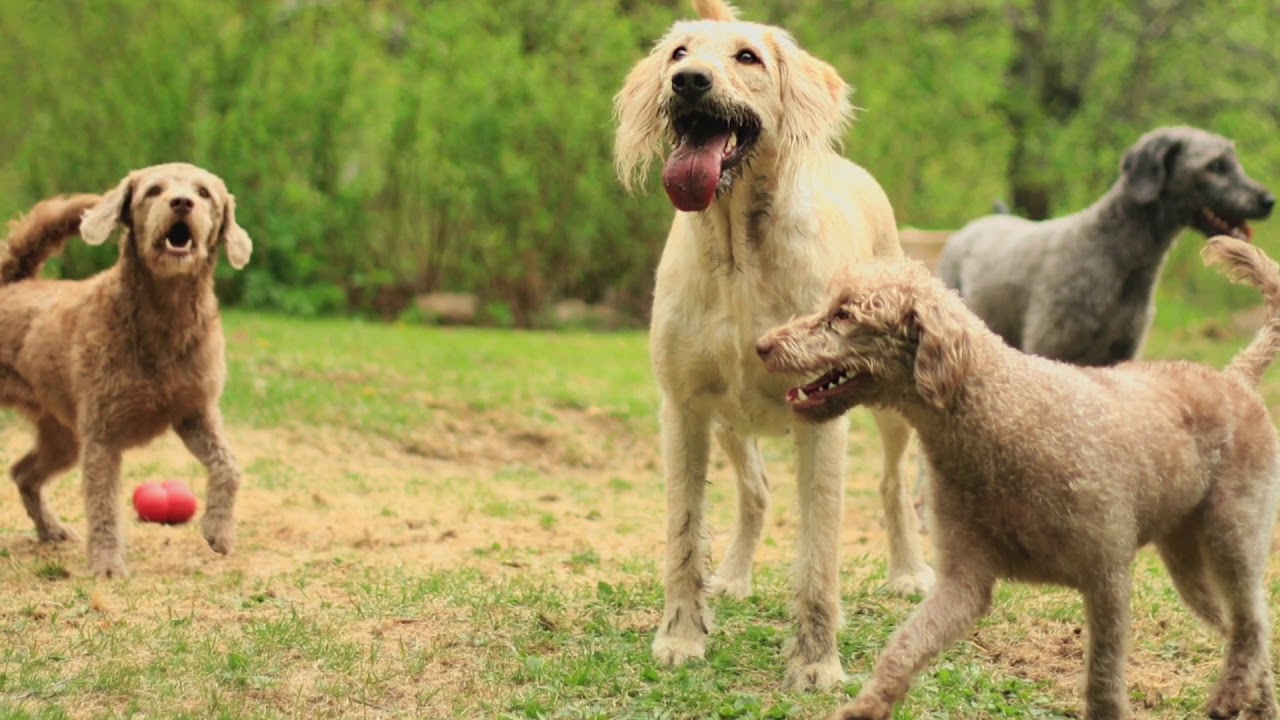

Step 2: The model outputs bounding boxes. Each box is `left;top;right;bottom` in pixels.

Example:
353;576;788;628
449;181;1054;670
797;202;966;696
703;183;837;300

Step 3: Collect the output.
2;1;1277;324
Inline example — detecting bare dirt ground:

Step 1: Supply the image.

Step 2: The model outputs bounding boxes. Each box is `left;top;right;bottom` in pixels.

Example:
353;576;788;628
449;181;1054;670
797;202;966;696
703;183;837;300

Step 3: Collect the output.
0;410;902;586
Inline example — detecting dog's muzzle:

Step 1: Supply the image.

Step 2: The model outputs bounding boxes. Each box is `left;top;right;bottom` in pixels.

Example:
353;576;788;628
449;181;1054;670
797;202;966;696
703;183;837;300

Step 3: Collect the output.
660;101;761;213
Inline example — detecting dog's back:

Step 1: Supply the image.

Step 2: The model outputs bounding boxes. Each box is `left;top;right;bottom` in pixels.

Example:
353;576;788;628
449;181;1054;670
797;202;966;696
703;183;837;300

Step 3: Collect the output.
937;213;1047;347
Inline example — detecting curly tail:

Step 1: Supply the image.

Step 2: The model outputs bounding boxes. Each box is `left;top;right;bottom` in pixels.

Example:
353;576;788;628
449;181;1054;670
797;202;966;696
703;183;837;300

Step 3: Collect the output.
1;194;101;285
1202;235;1280;386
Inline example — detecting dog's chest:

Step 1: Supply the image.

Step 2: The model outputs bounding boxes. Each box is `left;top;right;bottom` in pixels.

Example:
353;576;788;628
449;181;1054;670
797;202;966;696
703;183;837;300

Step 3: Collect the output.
667;266;823;435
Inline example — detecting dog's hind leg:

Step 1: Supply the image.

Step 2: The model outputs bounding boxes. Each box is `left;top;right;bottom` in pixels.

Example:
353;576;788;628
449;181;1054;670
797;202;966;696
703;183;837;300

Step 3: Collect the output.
1156;520;1225;633
175;408;241;556
1200;496;1277;719
871;410;934;596
652;399;715;667
12;414;80;543
707;426;768;599
785;418;849;691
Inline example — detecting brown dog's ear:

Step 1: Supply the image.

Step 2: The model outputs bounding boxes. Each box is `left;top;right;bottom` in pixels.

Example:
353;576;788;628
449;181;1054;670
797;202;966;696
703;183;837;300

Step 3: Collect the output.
911;297;969;409
1121;133;1182;204
221;193;252;269
776;45;852;156
692;0;736;21
80;173;135;246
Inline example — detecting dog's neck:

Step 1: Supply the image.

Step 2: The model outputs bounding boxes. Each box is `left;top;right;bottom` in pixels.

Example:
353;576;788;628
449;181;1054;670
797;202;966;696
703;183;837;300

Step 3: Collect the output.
893;312;1026;448
113;235;219;355
1078;183;1187;267
695;158;820;270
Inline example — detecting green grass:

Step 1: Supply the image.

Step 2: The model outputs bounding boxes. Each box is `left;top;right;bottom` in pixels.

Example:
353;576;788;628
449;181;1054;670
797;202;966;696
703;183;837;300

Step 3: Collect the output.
0;308;1277;719
221;312;658;436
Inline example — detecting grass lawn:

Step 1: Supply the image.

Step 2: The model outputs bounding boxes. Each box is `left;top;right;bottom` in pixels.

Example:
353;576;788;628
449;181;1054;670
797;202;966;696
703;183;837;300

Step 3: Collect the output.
0;303;1277;719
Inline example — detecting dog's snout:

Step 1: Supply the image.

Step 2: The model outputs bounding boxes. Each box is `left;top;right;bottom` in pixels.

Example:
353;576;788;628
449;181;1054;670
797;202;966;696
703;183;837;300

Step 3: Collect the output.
169;196;194;215
672;68;713;99
1260;191;1276;217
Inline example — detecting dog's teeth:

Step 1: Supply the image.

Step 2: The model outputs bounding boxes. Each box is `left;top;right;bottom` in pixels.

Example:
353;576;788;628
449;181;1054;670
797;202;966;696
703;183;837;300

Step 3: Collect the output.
724;133;738;156
825;381;837;390
794;388;808;402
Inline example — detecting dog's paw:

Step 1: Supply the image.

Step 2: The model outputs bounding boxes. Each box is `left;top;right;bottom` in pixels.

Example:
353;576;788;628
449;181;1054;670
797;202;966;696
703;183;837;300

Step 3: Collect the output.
201;517;235;555
884;565;935;597
783;655;846;692
37;522;79;544
652;632;707;667
827;696;892;720
707;570;752;599
1208;673;1265;720
89;554;128;579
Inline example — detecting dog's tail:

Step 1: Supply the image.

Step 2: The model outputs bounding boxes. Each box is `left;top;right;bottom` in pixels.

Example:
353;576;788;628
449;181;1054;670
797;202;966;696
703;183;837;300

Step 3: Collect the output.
1;194;100;285
1203;235;1280;385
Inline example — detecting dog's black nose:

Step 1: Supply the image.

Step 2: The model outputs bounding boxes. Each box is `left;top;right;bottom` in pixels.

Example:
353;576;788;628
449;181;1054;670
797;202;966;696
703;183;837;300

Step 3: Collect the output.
672;69;713;99
170;196;194;215
1260;192;1276;217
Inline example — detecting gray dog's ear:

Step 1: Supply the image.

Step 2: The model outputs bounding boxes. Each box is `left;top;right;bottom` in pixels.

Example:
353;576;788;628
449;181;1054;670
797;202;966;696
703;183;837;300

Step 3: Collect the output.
80;173;136;246
221;193;252;270
911;297;970;409
1121;134;1182;204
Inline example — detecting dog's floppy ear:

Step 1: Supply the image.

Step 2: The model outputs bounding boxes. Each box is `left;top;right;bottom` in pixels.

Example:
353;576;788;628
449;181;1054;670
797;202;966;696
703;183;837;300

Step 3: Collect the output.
1121;133;1182;204
911;295;969;410
776;43;852;156
80;173;136;246
220;193;252;270
692;0;736;21
614;49;669;193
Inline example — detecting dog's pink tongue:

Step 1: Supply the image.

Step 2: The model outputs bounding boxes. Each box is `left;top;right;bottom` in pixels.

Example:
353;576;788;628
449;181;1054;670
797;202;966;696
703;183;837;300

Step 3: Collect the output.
662;132;730;212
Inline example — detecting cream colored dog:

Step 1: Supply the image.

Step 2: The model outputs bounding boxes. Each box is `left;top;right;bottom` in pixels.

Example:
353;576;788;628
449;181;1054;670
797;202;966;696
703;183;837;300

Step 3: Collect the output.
614;0;933;690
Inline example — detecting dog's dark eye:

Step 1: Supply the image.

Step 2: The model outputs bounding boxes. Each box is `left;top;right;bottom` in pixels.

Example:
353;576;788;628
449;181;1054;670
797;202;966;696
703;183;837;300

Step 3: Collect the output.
197;186;211;200
1207;158;1231;174
671;46;687;61
833;308;851;321
145;185;162;197
735;49;760;65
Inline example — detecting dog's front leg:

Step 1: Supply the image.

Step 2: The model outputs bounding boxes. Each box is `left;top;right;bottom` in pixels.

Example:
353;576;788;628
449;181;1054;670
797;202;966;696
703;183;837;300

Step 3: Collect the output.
785;418;849;691
175;409;240;556
81;440;126;578
1082;573;1133;720
830;567;995;720
652;399;714;667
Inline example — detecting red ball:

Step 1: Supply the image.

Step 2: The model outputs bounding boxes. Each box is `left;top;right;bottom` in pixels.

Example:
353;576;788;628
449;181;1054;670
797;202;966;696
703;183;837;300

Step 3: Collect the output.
133;480;198;525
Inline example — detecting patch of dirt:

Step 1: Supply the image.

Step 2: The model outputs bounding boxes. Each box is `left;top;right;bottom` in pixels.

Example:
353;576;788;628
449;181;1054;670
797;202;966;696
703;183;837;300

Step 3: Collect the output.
0;411;913;585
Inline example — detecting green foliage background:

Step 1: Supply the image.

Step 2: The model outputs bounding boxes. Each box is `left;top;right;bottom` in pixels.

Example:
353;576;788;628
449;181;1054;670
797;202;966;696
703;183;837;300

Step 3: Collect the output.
1;0;1277;324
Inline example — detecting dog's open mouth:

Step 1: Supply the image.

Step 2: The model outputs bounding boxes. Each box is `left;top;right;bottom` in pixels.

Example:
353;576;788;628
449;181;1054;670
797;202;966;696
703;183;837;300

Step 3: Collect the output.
1196;207;1254;242
786;366;869;409
661;108;761;212
164;222;194;253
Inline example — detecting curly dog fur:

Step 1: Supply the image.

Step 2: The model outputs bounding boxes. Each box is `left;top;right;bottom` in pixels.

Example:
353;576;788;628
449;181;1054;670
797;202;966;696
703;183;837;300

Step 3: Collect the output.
614;0;932;691
0;162;253;577
759;237;1279;719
